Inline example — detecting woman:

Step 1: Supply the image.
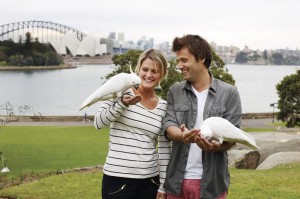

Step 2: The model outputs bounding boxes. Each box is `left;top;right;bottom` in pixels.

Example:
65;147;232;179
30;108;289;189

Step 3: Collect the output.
94;49;170;199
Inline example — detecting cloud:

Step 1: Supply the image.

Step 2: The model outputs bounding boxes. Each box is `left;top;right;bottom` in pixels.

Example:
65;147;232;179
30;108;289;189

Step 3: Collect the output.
1;0;300;50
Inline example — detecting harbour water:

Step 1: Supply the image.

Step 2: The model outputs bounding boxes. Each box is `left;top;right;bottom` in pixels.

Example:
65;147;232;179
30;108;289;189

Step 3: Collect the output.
226;64;300;113
0;64;299;116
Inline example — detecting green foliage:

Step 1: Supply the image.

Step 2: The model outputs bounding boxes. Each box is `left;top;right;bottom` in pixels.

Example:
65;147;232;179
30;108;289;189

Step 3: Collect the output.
0;36;63;66
235;50;300;65
0;51;6;61
248;51;261;61
284;55;300;65
157;59;183;99
107;50;143;79
272;52;284;65
235;51;248;63
276;70;300;127
32;51;45;66
8;55;22;66
0;61;7;66
25;32;32;45
45;52;63;66
109;49;235;100
0;152;7;168
210;50;235;86
263;50;268;60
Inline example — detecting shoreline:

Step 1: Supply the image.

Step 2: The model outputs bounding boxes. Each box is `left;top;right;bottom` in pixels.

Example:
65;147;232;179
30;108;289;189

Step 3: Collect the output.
1;113;277;123
0;55;114;71
3;115;300;132
0;65;77;71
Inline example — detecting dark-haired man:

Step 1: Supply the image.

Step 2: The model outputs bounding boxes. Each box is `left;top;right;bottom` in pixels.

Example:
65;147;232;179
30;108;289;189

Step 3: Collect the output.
162;34;242;199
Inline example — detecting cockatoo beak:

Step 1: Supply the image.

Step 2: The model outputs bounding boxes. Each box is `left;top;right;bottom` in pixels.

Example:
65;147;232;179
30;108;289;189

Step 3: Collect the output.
133;84;139;90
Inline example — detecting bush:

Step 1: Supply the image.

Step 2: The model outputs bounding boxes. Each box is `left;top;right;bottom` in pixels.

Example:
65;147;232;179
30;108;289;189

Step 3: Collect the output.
0;61;7;66
276;70;300;127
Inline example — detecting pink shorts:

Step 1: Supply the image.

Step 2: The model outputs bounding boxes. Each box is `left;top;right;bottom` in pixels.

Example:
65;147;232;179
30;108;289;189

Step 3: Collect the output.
167;179;227;199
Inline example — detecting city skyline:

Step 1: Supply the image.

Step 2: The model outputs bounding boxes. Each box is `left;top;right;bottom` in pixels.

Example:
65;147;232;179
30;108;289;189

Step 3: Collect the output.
1;0;300;51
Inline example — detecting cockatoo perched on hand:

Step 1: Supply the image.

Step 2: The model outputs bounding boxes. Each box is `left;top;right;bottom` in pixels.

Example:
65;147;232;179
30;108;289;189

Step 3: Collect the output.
200;117;260;150
79;64;141;110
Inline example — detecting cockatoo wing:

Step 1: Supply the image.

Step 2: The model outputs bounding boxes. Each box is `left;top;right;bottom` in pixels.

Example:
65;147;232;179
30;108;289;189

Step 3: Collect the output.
79;72;141;110
202;117;260;150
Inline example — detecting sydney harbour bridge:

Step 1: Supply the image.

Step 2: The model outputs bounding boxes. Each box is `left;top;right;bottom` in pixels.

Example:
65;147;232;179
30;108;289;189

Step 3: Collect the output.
0;20;86;43
0;20;128;56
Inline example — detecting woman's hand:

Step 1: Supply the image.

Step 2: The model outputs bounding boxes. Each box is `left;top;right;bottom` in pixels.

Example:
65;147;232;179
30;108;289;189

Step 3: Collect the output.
121;94;142;106
156;192;167;199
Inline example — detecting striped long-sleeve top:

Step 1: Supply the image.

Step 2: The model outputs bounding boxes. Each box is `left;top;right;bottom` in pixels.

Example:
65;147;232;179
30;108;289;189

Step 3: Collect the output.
94;88;171;193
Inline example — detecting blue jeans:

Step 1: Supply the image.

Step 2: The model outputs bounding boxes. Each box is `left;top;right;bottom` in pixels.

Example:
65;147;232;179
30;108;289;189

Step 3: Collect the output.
102;174;160;199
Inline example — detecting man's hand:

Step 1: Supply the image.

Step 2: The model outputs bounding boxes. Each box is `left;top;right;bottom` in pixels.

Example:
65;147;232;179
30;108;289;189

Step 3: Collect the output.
181;124;200;143
194;134;220;151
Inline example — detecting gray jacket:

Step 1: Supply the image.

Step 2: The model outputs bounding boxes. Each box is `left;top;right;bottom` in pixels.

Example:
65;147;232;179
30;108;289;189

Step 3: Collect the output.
162;75;242;198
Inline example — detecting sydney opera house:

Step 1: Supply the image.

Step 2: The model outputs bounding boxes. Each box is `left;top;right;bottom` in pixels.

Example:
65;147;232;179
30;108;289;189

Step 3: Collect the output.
49;31;107;57
0;20;170;58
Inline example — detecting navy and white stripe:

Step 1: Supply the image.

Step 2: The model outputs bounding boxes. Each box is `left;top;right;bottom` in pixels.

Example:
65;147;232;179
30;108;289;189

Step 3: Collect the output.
94;88;171;193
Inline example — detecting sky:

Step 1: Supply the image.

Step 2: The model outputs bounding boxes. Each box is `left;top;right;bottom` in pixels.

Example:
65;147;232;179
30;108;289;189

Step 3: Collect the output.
1;0;300;50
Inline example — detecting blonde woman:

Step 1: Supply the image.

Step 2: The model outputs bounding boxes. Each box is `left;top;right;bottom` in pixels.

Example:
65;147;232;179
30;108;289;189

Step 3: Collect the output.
94;49;170;199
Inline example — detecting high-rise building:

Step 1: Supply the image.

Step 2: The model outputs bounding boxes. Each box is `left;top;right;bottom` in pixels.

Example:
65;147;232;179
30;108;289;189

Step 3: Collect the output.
108;32;116;40
118;32;124;42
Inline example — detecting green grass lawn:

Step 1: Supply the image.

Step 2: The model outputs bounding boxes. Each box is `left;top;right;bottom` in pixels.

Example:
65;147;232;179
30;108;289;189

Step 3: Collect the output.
242;127;278;132
1;163;299;199
0;126;109;176
0;170;104;199
1;125;299;199
228;163;300;199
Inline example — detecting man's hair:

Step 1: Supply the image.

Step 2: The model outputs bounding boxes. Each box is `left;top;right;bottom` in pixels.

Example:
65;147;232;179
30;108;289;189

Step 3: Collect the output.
172;34;212;68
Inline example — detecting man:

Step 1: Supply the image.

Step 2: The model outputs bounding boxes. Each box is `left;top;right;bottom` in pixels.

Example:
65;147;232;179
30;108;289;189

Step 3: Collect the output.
162;34;242;199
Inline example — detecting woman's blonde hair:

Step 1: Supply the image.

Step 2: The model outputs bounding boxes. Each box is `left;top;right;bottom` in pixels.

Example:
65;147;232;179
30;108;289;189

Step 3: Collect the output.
135;49;168;80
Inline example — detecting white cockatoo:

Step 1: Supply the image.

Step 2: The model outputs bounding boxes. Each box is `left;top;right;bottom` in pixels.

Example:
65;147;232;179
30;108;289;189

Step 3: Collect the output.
0;167;10;173
79;64;141;110
200;117;260;150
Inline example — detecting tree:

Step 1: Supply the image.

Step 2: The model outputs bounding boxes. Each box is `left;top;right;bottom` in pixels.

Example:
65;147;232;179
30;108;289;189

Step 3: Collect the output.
248;51;261;61
276;70;300;127
271;52;283;65
157;59;183;99
32;52;45;66
45;52;63;66
209;50;235;86
263;50;268;60
235;52;248;64
284;55;300;65
0;51;5;61
24;32;33;56
106;50;143;79
0;36;63;66
108;49;236;100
